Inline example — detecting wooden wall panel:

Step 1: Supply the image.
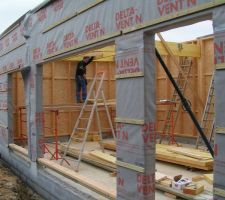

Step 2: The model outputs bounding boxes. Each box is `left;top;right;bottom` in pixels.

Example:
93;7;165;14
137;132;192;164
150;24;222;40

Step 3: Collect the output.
12;37;214;139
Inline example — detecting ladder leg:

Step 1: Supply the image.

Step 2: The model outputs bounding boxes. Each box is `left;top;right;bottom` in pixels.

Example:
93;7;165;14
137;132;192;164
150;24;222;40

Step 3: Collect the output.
94;91;104;152
75;129;90;171
101;90;116;141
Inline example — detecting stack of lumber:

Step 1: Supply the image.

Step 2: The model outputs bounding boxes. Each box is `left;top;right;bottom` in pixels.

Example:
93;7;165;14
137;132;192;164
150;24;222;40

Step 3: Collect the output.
203;174;213;185
157;144;213;170
102;139;116;151
59;143;116;172
59;142;213;200
101;140;213;170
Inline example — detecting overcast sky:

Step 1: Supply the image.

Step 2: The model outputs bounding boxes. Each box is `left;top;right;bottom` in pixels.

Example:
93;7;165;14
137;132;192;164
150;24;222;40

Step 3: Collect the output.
0;0;213;42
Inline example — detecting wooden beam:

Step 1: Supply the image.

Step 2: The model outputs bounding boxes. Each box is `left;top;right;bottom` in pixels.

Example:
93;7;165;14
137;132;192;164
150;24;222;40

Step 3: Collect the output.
155;41;200;57
38;158;116;199
204;173;213;185
63;41;200;62
9;144;29;157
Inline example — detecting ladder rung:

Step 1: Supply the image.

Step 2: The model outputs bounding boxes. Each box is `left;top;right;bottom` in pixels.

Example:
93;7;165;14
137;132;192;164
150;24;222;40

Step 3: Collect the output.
77;128;87;131
80;117;89;120
71;137;83;142
203;119;214;121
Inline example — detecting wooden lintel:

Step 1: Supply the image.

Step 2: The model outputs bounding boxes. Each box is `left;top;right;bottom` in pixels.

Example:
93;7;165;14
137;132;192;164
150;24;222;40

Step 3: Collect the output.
63;40;200;62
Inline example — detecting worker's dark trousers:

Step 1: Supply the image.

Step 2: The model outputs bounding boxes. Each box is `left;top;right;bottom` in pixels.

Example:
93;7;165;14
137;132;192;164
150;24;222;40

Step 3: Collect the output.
76;75;87;102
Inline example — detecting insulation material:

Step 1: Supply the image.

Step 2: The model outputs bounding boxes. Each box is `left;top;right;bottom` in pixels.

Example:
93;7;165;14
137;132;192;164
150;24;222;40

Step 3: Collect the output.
0;74;11;146
21;66;44;161
0;75;8;92
117;167;155;200
27;0;216;63
0;24;25;55
117;123;155;167
117;78;144;120
213;5;225;200
116;31;155;200
0;44;29;75
0;126;8;147
24;0;98;37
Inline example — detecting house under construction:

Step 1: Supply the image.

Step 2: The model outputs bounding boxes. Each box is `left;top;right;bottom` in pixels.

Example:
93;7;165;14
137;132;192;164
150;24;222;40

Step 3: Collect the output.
0;0;225;199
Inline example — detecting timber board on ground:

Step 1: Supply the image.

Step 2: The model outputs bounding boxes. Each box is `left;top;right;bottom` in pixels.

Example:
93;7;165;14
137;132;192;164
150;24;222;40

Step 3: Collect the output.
101;140;213;170
59;142;213;200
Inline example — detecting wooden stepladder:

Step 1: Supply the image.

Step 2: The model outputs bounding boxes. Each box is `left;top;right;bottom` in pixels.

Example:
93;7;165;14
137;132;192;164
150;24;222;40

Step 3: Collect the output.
159;57;192;144
196;72;215;149
60;71;116;171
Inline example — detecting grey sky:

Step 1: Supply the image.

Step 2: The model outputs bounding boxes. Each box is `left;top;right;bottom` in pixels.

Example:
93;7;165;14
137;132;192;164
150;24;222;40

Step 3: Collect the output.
0;0;44;34
0;0;213;42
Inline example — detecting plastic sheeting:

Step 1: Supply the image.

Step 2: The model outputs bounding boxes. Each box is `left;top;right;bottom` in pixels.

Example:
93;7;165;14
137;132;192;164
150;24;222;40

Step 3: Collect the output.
116;31;156;200
16;0;223;63
0;44;28;74
213;5;225;200
0;24;25;55
0;1;224;198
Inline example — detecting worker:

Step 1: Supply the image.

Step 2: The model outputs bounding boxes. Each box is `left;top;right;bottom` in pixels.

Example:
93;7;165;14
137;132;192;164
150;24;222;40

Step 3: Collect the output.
75;56;94;103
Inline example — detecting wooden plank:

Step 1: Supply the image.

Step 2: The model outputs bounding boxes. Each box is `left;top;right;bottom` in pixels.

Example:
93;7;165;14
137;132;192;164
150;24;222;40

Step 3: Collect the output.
59;144;116;172
101;140;213;170
204;174;213;185
155;172;167;183
183;184;204;195
156;183;212;200
167;147;212;160
90;150;116;164
38;158;116;199
192;175;205;182
156;144;213;170
116;160;144;173
164;192;178;199
114;117;144;125
9;143;28;157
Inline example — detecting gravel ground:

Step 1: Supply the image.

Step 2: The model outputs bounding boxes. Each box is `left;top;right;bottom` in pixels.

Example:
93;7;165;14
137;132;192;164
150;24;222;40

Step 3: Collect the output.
0;159;44;200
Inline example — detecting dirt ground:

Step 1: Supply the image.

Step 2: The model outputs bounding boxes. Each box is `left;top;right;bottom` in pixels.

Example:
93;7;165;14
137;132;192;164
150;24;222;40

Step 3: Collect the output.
0;160;43;200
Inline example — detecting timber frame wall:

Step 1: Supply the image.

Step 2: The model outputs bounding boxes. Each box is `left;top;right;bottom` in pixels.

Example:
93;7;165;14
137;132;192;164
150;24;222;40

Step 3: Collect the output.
0;1;225;200
12;37;214;139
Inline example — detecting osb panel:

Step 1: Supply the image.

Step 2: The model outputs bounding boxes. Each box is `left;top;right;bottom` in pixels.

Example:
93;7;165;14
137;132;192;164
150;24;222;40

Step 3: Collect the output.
43;79;52;105
202;40;214;74
43;112;52;136
54;61;69;77
43;63;52;78
156;78;167;100
57;112;70;135
53;80;70;104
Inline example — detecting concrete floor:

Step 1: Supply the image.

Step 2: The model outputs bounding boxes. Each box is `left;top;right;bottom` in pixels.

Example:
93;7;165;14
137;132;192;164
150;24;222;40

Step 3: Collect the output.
42;142;212;200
